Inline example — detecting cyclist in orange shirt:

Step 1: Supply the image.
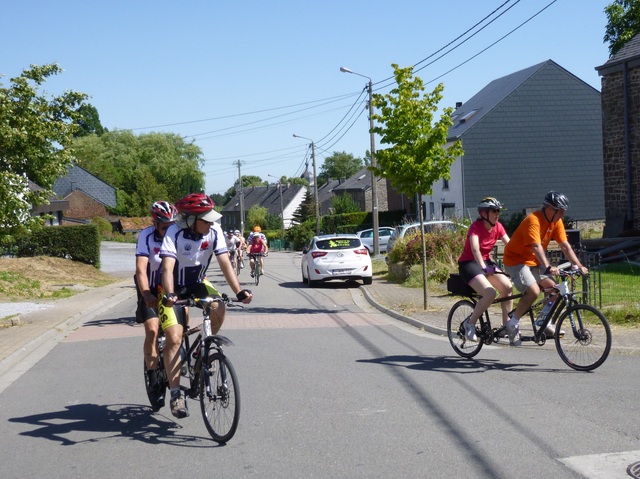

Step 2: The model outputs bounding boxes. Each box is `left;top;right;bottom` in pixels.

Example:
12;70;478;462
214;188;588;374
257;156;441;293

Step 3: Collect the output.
502;191;588;345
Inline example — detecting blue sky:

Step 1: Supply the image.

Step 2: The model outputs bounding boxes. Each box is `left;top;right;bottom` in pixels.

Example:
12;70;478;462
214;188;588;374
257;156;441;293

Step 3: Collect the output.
1;0;612;195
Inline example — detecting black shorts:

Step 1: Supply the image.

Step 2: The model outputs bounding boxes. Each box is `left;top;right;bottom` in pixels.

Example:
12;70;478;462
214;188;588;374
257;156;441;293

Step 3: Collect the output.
135;286;159;324
458;259;500;285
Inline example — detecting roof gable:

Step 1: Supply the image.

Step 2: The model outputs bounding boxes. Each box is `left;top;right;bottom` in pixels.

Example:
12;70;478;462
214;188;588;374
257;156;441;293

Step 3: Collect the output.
597;32;640;74
53;164;117;208
448;60;549;139
221;184;306;216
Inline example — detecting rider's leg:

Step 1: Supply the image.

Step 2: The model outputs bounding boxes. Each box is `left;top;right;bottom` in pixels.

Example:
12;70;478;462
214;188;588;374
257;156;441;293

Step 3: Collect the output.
209;302;227;335
468;274;496;324
143;317;160;370
489;274;513;327
260;255;265;273
164;323;184;392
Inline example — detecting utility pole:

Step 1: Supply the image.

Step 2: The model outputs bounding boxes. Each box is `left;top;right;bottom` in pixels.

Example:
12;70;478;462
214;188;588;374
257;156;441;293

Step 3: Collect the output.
236;160;245;234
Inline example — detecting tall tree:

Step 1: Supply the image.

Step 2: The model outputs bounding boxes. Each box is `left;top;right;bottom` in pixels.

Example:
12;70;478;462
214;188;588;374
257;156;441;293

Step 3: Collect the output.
371;64;463;308
74;103;107;137
318;151;362;185
0;64;87;234
291;189;315;224
604;0;640;55
71;130;205;216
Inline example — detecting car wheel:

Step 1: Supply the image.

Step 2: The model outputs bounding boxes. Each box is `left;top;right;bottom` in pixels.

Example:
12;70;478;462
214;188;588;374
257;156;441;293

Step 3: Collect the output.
363;277;373;285
302;270;308;284
307;268;317;287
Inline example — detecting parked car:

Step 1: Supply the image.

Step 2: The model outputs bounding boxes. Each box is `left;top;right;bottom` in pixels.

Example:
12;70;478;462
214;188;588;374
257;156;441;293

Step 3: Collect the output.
356;227;395;254
301;234;373;286
387;220;459;253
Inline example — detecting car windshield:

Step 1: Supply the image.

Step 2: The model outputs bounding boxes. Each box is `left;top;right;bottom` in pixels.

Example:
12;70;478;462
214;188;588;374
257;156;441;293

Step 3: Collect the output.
316;238;361;250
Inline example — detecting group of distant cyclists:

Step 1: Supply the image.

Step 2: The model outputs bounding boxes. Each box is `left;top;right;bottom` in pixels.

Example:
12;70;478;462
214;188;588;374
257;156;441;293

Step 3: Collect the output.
133;188;586;417
134;193;268;419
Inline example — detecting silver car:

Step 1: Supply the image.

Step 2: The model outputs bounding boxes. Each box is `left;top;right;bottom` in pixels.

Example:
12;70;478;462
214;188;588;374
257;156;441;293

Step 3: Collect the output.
356;227;395;254
387;221;458;253
301;234;373;286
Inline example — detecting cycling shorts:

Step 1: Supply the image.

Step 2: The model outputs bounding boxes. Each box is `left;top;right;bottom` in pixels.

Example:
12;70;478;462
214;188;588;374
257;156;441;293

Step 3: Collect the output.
458;259;501;285
503;264;552;293
135;283;159;324
157;279;220;331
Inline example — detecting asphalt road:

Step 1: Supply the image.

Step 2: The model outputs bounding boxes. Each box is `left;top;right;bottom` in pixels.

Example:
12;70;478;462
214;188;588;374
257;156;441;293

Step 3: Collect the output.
0;248;638;478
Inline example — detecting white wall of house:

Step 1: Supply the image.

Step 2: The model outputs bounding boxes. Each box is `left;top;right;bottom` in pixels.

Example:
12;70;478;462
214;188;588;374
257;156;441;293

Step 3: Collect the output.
283;186;307;228
422;149;465;220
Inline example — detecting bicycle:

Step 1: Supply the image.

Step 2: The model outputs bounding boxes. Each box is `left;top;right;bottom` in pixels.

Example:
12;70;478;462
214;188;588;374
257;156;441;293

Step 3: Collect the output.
143;294;242;443
446;266;612;371
248;252;265;285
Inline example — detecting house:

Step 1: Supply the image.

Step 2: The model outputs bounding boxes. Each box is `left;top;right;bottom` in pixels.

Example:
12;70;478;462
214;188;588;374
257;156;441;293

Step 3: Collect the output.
28;180;69;226
425;60;604;223
596;34;640;237
220;183;306;233
53;164;117;223
331;167;390;215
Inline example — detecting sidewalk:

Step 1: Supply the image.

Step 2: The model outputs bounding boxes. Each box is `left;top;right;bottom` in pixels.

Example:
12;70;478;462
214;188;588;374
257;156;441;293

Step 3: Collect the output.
0;279;136;391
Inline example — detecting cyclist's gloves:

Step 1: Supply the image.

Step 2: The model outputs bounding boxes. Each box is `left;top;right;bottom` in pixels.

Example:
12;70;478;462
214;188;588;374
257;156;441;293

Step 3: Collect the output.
236;289;252;301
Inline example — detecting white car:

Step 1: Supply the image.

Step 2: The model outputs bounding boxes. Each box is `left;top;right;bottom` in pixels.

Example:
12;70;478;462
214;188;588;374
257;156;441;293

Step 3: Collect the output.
301;234;373;286
387;220;459;253
356;227;395;254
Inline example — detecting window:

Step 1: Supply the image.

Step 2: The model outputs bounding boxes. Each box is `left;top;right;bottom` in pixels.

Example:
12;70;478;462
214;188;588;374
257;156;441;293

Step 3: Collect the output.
443;178;449;190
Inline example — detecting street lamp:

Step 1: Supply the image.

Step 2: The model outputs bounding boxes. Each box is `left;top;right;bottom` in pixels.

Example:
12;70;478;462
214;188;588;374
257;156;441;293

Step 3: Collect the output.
340;66;379;256
293;134;320;235
268;174;285;243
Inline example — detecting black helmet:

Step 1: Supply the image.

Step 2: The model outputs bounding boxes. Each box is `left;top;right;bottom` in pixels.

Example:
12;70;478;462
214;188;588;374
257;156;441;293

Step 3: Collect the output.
543;191;569;211
477;197;503;212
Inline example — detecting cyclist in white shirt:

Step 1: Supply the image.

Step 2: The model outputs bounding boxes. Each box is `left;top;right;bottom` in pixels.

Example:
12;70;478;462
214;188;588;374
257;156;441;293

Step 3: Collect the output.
158;193;252;419
135;200;178;409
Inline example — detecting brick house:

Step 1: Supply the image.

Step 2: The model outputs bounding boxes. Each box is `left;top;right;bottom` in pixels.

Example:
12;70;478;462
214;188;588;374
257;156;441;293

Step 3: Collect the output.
53;164;117;223
425;59;604;222
596;34;640;237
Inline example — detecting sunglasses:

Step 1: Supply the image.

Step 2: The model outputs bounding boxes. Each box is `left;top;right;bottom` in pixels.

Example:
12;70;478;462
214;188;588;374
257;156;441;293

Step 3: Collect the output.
490;209;501;213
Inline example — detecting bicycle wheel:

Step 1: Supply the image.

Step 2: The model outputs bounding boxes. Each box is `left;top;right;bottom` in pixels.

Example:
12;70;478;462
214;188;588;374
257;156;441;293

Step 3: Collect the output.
236;256;241;276
200;352;240;443
447;299;483;358
555;304;612;371
143;358;167;412
254;261;260;286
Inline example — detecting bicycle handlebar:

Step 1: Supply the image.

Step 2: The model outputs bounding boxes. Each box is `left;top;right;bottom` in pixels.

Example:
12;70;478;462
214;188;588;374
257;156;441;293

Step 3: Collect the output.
174;294;244;308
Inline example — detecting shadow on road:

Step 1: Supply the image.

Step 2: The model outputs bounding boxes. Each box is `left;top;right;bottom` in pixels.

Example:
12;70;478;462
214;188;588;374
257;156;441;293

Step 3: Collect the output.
357;354;570;374
9;403;220;447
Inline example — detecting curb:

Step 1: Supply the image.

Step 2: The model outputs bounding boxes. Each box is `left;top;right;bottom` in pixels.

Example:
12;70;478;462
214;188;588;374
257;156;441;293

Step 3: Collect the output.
360;286;446;336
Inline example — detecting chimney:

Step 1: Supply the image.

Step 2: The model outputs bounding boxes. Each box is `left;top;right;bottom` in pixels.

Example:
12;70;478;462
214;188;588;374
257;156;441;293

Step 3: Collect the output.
455;102;463;109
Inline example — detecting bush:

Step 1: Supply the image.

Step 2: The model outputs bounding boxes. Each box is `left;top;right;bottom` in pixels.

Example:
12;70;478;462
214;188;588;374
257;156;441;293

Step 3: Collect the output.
91;216;113;237
15;224;101;267
285;220;316;250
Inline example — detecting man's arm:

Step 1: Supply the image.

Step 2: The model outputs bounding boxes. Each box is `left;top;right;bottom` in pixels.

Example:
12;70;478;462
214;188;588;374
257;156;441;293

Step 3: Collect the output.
135;256;157;308
216;252;253;303
161;256;177;304
558;241;588;275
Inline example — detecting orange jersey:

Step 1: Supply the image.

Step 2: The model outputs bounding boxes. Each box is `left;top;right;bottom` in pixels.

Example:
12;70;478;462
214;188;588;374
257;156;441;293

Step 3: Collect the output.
503;210;567;267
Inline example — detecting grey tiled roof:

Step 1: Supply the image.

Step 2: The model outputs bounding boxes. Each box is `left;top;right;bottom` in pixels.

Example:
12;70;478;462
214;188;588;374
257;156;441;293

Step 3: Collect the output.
332;167;371;192
53;164;117;207
597;33;640;73
221;184;305;216
447;60;549;140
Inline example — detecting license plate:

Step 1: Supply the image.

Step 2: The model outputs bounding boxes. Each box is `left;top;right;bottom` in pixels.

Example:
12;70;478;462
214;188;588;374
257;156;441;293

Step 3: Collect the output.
332;269;352;274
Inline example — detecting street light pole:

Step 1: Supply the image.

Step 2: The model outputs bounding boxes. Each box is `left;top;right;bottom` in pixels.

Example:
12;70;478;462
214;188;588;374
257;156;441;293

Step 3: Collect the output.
293;134;320;235
340;67;379;256
268;174;285;243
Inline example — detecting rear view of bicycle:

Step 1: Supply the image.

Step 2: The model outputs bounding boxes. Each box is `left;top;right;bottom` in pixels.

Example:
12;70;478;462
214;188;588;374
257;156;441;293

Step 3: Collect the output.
249;252;265;285
446;267;612;371
144;294;242;443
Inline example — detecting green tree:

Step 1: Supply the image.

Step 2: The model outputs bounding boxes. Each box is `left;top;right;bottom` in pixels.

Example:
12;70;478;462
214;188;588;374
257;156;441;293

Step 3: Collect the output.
604;0;640;55
318;151;362;185
331;193;360;214
247;205;268;230
0;64;87;234
371;63;463;308
74;103;106;137
71;130;205;216
291;189;315;224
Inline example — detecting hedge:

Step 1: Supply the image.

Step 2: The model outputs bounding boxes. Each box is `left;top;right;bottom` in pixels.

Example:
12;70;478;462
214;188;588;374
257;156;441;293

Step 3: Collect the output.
15;224;101;267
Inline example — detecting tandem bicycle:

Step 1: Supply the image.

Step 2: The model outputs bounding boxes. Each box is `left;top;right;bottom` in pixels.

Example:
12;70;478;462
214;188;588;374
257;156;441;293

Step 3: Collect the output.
446;266;612;371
